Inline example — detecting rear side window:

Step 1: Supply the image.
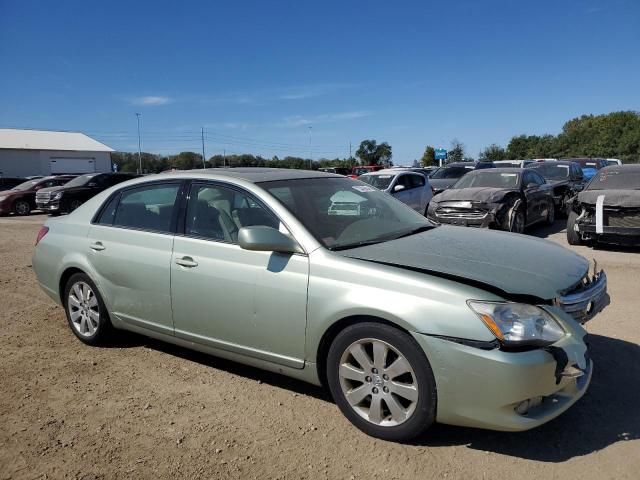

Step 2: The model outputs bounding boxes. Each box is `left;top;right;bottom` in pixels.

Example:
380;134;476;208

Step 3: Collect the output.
112;183;180;233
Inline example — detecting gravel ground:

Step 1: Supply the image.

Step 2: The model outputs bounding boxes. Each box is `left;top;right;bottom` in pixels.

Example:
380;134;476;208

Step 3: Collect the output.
1;214;639;480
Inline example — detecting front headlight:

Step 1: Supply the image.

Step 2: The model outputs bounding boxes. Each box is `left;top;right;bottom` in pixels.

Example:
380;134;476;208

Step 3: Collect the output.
52;192;63;200
468;301;565;347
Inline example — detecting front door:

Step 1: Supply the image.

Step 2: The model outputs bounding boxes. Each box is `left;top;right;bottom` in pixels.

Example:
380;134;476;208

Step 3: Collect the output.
87;181;182;335
170;182;309;368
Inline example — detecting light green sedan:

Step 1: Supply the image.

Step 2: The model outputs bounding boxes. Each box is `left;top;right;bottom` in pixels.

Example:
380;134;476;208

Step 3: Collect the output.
33;168;608;441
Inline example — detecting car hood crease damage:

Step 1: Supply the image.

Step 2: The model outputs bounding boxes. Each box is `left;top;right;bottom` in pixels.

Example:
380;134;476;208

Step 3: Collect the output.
338;226;589;301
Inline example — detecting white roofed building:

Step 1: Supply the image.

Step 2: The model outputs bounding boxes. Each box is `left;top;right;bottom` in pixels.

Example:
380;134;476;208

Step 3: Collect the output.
0;129;114;177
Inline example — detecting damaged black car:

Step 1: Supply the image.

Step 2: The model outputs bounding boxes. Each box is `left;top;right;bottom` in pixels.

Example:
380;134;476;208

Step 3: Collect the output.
526;161;587;216
567;164;640;246
427;168;555;233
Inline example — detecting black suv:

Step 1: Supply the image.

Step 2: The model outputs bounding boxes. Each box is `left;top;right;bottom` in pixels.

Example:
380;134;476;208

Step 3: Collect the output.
36;172;138;215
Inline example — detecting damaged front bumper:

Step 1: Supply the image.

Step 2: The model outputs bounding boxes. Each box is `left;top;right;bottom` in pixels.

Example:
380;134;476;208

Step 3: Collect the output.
556;269;608;323
428;202;504;228
574;204;640;245
412;311;591;431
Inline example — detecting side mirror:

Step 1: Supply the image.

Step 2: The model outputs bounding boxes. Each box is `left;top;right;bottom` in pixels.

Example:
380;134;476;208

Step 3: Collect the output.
238;226;303;254
393;184;405;193
526;182;537;189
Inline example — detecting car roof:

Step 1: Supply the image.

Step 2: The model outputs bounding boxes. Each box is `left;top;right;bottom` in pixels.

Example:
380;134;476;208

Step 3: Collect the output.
601;164;640;173
467;167;524;174
361;168;420;176
528;160;577;167
159;167;339;183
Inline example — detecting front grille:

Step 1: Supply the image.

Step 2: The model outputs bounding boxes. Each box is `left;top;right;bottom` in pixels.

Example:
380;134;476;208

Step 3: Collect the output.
36;191;51;203
557;270;607;323
605;210;640;228
436;207;488;220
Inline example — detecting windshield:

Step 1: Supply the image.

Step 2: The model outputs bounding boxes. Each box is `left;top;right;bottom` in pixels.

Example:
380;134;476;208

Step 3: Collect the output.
11;180;41;191
359;174;394;190
430;166;472;179
587;170;640;190
63;174;98;188
261;177;433;250
529;164;570;180
453;171;520;189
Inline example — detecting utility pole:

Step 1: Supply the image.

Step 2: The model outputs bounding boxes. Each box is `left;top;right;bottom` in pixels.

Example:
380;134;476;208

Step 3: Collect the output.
223;149;226;167
135;113;142;174
349;141;352;160
308;125;313;170
201;127;206;168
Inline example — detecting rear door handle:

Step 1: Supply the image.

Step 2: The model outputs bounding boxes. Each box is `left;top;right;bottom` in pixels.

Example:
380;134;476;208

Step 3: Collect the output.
90;241;105;251
175;256;198;268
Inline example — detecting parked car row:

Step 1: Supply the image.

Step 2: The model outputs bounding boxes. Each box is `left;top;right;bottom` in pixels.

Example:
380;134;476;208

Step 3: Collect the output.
33;168;608;442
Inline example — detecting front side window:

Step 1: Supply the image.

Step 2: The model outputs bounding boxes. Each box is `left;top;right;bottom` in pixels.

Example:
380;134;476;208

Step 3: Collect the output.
185;184;279;243
408;174;425;188
261;177;433;250
112;183;180;232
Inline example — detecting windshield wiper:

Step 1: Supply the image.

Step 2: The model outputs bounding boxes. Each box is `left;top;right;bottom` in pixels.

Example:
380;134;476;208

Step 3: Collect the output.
330;239;390;251
389;225;435;240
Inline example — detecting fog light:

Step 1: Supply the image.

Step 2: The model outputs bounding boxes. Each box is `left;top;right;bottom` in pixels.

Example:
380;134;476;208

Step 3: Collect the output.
515;396;543;416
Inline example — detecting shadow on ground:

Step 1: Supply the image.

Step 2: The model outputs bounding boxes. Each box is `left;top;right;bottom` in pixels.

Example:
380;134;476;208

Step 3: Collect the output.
529;218;567;239
416;334;640;461
119;331;639;462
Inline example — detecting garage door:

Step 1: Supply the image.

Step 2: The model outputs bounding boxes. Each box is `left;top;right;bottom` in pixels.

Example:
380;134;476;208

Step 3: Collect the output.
50;158;96;174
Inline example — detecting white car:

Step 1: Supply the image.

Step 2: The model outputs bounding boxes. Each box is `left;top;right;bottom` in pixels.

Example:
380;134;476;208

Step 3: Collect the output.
493;160;535;168
359;169;433;215
605;158;622;166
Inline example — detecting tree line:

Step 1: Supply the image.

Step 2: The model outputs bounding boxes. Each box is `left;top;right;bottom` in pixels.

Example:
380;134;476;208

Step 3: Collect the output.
421;111;640;166
112;111;640;173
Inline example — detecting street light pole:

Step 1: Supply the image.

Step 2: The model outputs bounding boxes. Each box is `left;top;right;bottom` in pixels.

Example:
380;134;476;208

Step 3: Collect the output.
308;125;313;170
201;127;206;168
135;113;142;174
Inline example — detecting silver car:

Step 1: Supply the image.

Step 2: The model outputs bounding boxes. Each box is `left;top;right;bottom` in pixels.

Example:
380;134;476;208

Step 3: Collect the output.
359;169;433;215
33;168;607;441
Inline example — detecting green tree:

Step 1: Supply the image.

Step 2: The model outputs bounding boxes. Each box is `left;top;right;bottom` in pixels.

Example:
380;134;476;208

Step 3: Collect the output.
355;139;393;165
479;143;507;161
420;146;436;166
448;139;465;163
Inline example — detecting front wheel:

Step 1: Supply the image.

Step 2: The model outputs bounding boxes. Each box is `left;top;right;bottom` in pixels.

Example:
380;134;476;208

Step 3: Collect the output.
566;210;582;245
545;202;555;225
327;322;437;441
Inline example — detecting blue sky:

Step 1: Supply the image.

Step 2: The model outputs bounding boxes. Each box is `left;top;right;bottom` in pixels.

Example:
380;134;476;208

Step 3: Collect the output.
1;0;638;163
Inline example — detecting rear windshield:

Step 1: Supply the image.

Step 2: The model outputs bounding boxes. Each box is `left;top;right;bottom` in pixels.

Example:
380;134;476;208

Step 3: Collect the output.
529;164;570;180
587;170;640;190
430;166;472;179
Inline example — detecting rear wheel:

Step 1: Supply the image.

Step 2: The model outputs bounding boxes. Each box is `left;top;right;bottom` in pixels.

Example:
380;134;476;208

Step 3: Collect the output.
327;322;436;441
566;210;581;245
63;273;113;345
14;200;31;216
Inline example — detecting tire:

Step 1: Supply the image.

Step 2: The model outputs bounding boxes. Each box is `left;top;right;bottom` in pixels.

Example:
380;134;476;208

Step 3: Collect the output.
505;204;525;234
545;201;555;226
14;200;31;216
326;322;437;442
69;199;83;212
566;210;581;245
63;273;114;345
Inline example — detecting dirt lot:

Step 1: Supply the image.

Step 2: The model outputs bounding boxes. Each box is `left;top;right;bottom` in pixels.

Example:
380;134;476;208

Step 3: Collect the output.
1;214;639;480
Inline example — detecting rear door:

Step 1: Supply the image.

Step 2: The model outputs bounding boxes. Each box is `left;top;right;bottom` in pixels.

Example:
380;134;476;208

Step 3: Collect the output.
170;181;309;367
87;180;182;334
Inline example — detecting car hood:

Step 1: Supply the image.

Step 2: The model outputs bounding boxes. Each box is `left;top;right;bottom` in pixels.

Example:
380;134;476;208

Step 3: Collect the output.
339;226;589;300
429;178;459;190
432;187;513;204
38;185;88;194
578;189;640;208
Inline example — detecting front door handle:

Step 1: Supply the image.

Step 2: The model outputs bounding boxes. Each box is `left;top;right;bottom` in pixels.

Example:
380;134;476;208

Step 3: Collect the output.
90;241;105;251
175;256;198;268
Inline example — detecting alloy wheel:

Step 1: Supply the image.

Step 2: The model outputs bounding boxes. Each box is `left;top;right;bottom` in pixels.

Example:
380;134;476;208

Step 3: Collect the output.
338;338;418;427
67;281;100;337
15;200;31;216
